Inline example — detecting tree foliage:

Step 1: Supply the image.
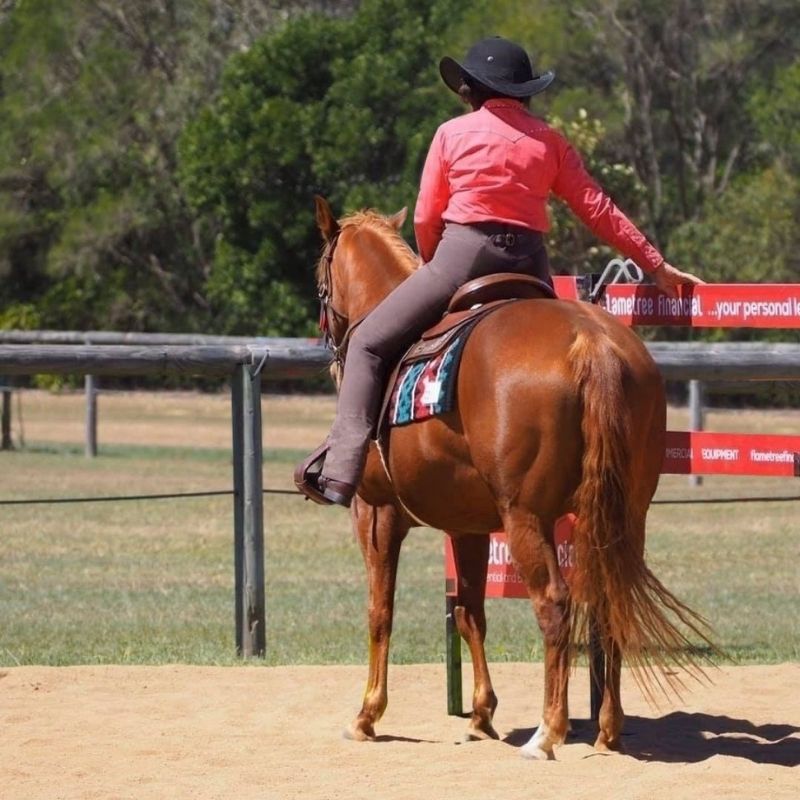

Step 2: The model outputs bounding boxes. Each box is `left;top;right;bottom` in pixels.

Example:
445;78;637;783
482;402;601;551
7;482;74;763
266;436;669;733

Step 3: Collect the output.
0;0;798;338
178;0;464;333
0;0;356;334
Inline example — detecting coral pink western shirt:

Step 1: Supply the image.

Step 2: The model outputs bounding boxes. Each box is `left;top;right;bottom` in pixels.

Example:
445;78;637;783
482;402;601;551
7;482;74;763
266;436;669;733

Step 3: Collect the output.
413;98;664;271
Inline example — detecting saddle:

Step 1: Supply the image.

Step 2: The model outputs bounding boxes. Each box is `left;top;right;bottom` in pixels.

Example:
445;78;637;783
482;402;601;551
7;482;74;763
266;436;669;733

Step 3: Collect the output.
378;273;555;430
399;273;555;364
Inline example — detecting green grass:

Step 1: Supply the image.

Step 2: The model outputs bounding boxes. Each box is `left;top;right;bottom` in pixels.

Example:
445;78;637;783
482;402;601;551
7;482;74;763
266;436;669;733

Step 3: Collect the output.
0;392;798;667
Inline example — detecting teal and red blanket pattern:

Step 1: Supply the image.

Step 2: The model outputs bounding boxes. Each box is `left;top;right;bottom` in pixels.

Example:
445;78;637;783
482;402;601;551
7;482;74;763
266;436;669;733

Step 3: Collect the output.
387;333;468;426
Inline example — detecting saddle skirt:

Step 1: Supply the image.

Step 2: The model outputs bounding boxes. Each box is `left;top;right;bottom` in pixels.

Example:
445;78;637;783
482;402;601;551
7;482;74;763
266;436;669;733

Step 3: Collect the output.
380;273;555;430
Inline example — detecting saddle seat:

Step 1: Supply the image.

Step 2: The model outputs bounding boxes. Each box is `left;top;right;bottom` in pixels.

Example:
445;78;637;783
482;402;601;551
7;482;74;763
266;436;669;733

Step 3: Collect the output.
447;272;556;313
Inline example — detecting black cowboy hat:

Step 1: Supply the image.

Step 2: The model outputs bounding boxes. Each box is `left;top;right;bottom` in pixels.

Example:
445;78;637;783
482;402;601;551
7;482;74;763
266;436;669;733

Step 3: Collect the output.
439;36;555;99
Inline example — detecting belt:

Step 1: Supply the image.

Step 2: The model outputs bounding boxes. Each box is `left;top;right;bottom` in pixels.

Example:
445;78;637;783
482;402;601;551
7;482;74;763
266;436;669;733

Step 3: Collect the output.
470;221;543;250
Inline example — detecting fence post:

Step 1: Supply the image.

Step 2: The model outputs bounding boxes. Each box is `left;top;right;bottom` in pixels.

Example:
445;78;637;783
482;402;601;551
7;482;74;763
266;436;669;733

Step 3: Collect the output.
231;363;266;657
85;374;98;458
688;379;705;487
445;595;463;715
1;383;12;450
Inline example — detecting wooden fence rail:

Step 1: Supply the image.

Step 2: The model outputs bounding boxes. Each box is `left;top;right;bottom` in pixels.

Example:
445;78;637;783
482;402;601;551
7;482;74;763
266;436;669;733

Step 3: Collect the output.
4;336;798;457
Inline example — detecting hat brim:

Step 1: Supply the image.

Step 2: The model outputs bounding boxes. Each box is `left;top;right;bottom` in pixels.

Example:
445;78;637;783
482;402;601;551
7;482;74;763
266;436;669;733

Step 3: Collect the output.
439;55;555;99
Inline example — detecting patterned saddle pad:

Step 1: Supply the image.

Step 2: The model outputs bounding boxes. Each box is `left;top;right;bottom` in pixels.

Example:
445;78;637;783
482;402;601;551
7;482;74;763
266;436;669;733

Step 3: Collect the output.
387;332;469;426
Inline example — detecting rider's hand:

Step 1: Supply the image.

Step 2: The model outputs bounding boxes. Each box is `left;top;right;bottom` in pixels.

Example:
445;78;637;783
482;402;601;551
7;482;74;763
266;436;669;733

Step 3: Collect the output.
652;261;705;299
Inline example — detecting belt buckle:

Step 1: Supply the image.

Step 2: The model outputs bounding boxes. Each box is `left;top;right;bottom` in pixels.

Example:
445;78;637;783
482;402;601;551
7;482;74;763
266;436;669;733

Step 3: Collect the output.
491;232;517;248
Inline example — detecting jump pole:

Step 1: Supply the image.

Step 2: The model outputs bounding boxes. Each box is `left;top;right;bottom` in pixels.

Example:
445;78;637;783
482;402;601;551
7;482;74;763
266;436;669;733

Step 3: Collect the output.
445;595;463;715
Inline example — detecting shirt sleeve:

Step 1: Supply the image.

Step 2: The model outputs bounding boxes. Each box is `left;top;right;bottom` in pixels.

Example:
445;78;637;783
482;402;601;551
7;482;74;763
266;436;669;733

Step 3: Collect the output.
551;139;664;274
414;127;450;264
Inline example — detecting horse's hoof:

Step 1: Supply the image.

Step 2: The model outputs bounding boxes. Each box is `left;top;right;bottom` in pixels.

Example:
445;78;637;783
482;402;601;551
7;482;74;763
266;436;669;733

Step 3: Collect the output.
462;723;500;742
519;742;554;761
520;722;556;760
343;721;376;742
593;733;624;753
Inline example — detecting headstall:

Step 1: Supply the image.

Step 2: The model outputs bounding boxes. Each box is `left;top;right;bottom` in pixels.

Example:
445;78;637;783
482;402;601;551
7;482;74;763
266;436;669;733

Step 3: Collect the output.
317;229;354;372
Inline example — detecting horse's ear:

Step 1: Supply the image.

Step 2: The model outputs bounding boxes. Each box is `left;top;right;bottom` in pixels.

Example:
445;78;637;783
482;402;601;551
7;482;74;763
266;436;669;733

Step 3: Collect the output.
387;207;408;231
314;195;340;242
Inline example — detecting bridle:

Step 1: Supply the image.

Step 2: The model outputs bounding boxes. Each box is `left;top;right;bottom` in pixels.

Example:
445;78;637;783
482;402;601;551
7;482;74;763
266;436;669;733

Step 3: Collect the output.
317;228;357;373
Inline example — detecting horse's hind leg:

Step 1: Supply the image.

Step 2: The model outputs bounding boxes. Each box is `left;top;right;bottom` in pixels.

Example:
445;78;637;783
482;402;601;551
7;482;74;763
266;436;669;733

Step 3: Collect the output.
594;509;647;752
595;638;624;752
346;496;409;741
450;533;499;741
504;512;571;760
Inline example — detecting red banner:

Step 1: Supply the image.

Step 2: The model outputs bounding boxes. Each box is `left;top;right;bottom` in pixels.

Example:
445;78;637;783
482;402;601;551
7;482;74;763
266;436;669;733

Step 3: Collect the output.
551;278;800;329
604;284;800;328
663;430;800;477
445;515;576;600
445;531;524;599
552;275;582;300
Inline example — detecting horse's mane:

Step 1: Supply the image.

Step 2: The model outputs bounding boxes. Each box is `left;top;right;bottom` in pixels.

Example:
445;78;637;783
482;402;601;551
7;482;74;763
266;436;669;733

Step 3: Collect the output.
315;209;418;285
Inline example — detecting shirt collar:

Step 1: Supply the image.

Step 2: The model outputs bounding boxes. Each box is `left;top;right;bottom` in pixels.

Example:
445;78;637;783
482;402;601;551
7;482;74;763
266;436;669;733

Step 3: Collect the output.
483;98;525;110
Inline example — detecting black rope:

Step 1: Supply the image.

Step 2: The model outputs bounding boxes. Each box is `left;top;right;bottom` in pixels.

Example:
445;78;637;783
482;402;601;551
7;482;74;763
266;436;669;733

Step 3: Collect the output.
0;488;797;507
0;488;299;506
652;495;800;505
0;490;233;505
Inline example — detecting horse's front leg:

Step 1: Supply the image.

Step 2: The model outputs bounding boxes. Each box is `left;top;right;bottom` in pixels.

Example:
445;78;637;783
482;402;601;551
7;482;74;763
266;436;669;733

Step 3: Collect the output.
450;533;499;741
505;514;571;760
346;496;409;741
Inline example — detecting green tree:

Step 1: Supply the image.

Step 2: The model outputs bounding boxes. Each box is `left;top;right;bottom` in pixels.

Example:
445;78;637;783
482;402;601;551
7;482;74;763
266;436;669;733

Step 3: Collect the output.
669;56;800;291
179;0;463;334
0;0;351;334
569;0;800;244
749;59;800;171
3;0;798;340
669;168;799;284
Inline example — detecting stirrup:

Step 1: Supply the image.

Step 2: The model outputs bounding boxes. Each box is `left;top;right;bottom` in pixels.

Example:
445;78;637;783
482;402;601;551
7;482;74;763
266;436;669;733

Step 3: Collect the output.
293;442;332;505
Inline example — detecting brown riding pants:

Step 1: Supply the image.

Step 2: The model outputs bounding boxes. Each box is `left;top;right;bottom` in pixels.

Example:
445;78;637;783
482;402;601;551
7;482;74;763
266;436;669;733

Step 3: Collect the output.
323;222;550;485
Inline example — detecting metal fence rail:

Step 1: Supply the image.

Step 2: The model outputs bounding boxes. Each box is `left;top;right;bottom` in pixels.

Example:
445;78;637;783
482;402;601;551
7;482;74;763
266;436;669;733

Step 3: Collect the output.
0;342;329;658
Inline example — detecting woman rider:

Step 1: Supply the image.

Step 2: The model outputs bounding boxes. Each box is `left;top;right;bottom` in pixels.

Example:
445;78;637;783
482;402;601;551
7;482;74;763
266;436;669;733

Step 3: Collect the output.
296;35;702;507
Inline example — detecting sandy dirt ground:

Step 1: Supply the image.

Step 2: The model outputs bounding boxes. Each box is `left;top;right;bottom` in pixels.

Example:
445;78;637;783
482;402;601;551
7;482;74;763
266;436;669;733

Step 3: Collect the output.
1;663;798;800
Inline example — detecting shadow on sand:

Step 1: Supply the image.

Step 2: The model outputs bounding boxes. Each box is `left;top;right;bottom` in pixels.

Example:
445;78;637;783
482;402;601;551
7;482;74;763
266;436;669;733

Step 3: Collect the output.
504;713;800;766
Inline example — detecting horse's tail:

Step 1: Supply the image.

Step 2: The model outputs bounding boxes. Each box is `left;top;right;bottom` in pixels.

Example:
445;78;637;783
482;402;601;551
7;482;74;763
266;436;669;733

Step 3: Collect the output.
567;326;714;701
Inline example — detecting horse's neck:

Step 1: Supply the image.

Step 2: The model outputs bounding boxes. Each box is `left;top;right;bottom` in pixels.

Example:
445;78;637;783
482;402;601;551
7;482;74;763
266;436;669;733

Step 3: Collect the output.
342;230;415;322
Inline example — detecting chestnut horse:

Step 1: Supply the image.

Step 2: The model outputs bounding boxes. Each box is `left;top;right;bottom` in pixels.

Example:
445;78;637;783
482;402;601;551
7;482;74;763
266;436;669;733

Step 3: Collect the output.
313;195;709;760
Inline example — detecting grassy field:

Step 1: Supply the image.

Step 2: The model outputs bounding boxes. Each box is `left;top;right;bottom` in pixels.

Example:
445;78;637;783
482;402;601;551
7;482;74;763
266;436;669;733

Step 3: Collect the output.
0;389;798;668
